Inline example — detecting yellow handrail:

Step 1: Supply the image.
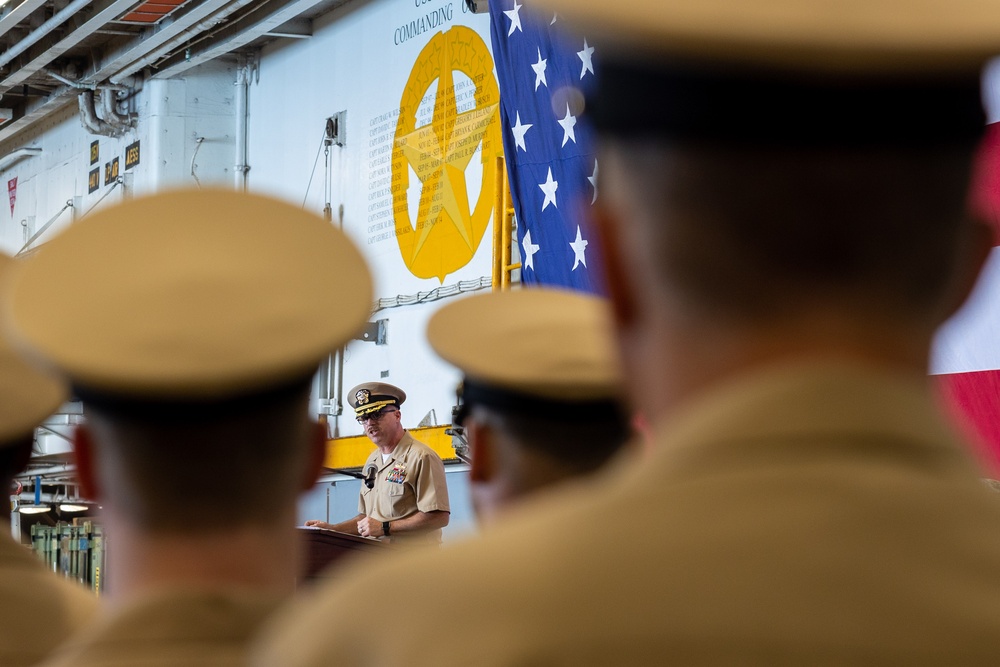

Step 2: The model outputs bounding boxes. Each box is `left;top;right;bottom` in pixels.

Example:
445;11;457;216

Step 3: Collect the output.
492;156;518;291
492;156;504;290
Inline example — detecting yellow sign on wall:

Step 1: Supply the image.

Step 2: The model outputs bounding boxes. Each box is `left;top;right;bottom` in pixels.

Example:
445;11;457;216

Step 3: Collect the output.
392;26;502;282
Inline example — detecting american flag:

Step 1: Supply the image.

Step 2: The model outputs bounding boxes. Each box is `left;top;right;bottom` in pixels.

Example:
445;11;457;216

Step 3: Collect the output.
488;6;1000;476
489;0;602;293
934;118;1000;476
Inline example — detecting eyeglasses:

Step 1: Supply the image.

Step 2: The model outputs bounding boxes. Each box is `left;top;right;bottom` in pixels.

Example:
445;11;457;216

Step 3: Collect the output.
356;408;397;424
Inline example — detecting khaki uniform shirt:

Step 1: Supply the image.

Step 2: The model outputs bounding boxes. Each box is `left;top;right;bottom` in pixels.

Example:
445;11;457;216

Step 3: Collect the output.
359;431;450;544
41;587;283;667
0;533;97;666
255;362;1000;665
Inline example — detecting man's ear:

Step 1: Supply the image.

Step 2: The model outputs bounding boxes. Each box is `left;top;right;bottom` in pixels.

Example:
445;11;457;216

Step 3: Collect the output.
593;199;638;332
302;420;328;491
466;418;496;484
72;424;101;501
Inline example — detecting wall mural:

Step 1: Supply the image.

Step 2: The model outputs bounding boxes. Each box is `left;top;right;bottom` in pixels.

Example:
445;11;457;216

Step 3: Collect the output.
390;25;502;282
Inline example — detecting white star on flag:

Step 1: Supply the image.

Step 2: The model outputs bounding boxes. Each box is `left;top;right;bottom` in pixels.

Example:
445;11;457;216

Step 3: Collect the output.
578;39;595;79
487;2;603;291
521;228;540;271
504;0;523;36
557;104;577;147
570;225;589;270
511;112;532;152
588;160;599;204
539;168;558;211
531;48;548;91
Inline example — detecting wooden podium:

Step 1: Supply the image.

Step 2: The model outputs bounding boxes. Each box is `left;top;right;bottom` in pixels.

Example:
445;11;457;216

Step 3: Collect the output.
298;527;392;583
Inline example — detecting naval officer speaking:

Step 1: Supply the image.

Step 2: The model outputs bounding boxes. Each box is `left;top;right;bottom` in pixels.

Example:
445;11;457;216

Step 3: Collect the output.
306;382;450;544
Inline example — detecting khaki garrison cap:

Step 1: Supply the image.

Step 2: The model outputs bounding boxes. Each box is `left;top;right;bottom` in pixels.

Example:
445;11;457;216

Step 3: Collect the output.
348;382;406;417
427;288;622;401
0;253;66;442
535;0;1000;73
2;189;373;399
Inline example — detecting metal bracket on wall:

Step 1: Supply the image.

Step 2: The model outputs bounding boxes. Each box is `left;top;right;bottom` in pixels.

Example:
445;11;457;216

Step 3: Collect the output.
326;110;346;147
357;318;388;345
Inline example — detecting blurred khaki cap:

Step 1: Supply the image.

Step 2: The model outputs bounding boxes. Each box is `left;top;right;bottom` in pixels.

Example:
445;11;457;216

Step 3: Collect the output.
535;0;1000;72
0;253;66;443
427;288;622;401
2;189;373;399
348;382;406;417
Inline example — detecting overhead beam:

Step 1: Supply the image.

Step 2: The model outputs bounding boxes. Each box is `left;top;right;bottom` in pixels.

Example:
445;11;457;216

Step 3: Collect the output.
0;0;50;42
0;0;143;94
153;0;334;78
0;0;96;72
81;0;246;86
263;17;311;39
0;88;75;155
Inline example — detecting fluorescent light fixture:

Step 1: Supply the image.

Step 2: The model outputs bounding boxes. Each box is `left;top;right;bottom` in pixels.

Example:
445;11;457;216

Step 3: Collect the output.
18;505;51;514
58;504;89;512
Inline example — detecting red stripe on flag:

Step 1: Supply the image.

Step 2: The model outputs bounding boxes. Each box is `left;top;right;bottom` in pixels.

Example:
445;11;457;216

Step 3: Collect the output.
935;370;1000;477
938;122;1000;477
969;121;1000;243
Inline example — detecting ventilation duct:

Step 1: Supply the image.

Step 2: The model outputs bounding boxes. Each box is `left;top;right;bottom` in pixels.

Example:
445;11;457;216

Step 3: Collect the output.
78;90;132;137
100;88;134;134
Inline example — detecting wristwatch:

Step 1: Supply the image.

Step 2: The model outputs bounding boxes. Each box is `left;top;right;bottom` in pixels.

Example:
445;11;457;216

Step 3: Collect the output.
382;521;391;536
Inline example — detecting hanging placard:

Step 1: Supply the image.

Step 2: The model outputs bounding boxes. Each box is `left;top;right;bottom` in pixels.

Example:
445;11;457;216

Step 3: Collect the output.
8;177;16;216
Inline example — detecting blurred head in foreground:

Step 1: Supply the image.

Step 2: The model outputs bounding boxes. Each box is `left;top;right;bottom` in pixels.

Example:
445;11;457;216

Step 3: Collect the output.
2;189;372;601
0;252;66;494
552;12;997;419
0;251;97;667
246;3;1000;666
428;288;629;522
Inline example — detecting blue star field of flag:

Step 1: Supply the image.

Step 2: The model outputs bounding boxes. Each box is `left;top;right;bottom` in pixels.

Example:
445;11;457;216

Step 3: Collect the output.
489;1;602;293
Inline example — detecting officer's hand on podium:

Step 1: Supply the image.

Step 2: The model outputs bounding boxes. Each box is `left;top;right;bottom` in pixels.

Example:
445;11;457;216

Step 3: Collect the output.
357;516;384;538
304;520;332;530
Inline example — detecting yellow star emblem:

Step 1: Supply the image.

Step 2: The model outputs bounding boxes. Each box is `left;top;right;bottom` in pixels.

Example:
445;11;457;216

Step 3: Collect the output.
391;26;502;282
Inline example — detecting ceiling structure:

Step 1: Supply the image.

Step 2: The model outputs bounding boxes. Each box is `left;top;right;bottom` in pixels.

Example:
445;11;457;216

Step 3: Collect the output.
0;0;352;151
1;0;358;483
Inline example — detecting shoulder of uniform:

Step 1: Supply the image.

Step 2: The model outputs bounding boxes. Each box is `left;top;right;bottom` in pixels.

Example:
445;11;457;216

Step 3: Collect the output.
402;434;436;455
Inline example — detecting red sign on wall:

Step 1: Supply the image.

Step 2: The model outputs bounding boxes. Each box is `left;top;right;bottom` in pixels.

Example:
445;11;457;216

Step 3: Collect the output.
7;177;16;216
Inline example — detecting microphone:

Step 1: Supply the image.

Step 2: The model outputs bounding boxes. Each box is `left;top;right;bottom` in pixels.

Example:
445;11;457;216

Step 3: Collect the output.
363;462;378;489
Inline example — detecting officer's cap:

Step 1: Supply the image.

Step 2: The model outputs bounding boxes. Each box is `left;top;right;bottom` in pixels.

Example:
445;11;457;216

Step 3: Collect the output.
348;382;406;417
2;189;373;400
536;0;1000;72
533;0;999;146
0;253;66;443
427;288;622;402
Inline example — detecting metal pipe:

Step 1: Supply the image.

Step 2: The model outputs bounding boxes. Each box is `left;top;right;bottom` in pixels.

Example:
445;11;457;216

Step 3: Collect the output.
234;60;249;191
100;88;133;132
17;199;72;256
0;0;94;71
43;69;93;90
0;0;50;44
0;146;41;171
81;177;122;217
77;91;117;137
